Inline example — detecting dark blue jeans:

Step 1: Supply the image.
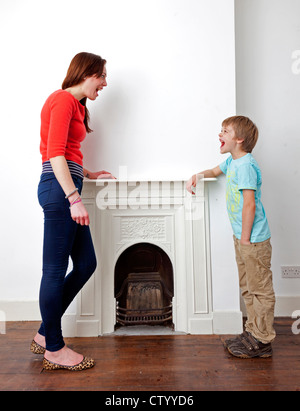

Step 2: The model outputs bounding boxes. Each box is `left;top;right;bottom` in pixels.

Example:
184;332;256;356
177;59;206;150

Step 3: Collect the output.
37;173;97;352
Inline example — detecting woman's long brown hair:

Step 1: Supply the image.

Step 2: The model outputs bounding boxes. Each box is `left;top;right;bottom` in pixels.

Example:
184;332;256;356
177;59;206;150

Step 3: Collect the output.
62;52;106;133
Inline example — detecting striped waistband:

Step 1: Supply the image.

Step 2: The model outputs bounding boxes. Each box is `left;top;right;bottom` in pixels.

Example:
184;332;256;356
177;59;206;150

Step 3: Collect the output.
42;160;84;179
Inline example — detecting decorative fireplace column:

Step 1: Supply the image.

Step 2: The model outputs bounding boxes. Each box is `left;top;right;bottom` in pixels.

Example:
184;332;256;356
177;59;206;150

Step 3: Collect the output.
66;178;218;336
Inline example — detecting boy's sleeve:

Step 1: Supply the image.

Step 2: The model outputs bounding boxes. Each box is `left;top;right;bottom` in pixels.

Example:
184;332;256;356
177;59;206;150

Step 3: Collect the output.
237;163;258;191
219;156;231;175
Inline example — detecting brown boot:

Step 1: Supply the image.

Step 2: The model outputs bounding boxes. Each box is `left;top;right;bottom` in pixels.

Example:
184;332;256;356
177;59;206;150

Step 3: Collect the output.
227;331;273;359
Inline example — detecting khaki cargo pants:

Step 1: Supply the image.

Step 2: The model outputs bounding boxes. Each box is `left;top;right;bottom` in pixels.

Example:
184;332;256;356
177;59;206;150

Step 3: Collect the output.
234;236;276;344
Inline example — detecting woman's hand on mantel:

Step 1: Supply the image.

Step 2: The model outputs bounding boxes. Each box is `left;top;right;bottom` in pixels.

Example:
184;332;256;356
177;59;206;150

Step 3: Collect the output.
84;169;117;180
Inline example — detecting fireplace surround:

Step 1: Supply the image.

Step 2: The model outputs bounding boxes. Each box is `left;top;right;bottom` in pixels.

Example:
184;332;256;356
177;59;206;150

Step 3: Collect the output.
61;178;242;337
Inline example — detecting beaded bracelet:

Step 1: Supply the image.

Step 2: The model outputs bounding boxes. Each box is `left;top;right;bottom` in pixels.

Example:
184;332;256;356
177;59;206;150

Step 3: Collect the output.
65;188;78;199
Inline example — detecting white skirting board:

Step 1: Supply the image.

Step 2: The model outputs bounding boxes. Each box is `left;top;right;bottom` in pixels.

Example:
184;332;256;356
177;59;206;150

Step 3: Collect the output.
2;298;299;336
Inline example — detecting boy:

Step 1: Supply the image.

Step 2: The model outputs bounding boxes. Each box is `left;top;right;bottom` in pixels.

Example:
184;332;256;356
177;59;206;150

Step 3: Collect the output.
187;116;276;358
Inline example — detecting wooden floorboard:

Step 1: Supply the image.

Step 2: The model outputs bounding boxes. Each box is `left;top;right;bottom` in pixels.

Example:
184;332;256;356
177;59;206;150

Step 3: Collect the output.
0;318;299;391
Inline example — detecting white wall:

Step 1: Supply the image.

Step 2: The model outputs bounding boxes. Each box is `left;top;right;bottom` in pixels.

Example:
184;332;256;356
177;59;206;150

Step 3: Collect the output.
82;1;236;180
235;0;300;312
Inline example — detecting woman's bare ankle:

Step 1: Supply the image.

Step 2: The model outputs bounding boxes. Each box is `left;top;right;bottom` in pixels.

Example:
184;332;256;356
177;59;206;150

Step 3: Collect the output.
34;332;46;348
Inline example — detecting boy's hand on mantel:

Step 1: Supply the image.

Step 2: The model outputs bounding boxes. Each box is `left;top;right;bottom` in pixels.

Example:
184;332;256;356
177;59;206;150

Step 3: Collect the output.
186;174;199;194
186;166;222;194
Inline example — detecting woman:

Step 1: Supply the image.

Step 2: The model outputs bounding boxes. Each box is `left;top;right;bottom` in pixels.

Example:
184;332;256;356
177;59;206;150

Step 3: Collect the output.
31;52;114;371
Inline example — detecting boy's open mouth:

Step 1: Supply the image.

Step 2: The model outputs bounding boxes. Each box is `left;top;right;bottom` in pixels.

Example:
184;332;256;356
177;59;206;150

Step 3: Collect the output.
220;139;225;148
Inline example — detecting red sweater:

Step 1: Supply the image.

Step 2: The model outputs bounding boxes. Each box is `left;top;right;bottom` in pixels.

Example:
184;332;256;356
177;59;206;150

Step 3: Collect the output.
40;90;86;166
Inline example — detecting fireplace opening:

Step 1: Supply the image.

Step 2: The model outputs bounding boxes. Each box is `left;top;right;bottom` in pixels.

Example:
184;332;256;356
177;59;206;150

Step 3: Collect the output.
114;243;174;328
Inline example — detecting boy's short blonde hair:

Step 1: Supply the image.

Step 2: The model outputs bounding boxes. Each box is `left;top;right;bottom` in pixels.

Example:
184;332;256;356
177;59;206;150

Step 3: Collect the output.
222;116;259;153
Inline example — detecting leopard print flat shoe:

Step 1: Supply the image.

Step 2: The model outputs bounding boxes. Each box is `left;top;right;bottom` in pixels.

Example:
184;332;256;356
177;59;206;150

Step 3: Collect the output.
42;356;95;371
30;340;46;355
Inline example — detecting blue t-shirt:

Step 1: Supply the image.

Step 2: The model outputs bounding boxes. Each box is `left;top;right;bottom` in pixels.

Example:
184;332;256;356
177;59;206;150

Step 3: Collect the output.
219;153;271;243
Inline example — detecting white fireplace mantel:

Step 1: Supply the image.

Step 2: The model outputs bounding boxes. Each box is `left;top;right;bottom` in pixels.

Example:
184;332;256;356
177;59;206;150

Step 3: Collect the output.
62;178;243;337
